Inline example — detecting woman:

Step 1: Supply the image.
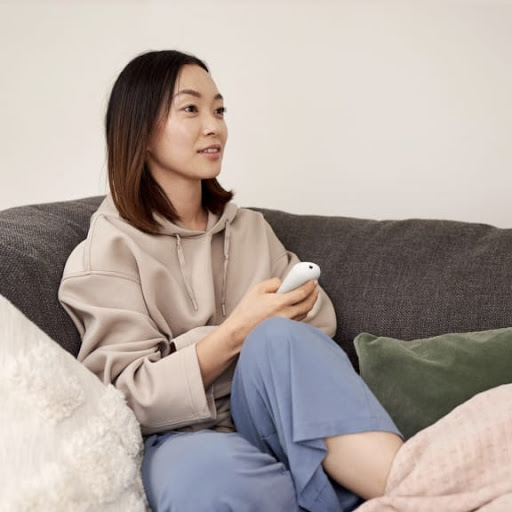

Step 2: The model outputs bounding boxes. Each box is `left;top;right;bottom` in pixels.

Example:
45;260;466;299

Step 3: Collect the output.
59;50;403;512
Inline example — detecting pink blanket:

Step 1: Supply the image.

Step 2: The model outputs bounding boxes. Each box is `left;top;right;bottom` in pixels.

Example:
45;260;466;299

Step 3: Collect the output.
357;384;512;512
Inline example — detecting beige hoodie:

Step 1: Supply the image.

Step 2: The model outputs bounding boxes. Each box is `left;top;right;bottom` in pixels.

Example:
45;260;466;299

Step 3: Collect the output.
59;196;336;435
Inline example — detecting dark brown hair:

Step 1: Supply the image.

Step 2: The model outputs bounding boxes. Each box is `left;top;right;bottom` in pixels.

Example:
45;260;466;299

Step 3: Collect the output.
105;50;233;232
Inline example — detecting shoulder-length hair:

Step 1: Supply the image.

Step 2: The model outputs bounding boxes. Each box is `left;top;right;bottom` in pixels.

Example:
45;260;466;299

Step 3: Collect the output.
105;50;233;233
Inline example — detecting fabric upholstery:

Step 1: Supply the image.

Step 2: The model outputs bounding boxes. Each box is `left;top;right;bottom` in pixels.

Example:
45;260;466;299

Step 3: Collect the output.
258;208;512;369
0;197;102;355
354;328;512;439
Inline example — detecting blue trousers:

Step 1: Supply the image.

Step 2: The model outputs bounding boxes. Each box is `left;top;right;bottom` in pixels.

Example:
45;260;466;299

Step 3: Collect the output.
142;318;401;512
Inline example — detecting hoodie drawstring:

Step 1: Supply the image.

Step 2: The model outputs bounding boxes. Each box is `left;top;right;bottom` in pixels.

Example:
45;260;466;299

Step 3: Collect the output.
221;220;231;317
176;234;199;311
174;219;232;316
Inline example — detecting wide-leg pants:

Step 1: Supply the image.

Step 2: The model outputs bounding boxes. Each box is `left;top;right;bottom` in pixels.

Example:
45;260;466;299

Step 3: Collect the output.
142;318;401;512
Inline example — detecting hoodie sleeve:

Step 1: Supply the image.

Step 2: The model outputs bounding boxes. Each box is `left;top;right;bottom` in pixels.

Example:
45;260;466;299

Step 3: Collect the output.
263;221;338;338
59;271;218;434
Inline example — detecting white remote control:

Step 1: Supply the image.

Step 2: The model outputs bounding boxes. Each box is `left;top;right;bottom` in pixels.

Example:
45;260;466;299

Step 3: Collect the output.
277;262;321;293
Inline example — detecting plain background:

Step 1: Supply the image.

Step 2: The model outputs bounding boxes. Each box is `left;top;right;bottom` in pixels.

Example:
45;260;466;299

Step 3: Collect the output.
1;0;511;226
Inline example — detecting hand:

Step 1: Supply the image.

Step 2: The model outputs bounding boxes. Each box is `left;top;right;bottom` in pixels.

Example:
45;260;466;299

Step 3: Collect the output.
196;278;318;388
223;277;319;350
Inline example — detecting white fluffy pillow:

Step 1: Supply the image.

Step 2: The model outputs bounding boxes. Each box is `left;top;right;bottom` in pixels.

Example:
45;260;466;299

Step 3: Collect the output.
0;295;148;511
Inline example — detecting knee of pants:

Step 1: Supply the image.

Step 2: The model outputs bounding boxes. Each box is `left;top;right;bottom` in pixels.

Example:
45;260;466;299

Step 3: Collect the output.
143;432;297;512
237;317;352;388
242;316;340;363
242;316;300;359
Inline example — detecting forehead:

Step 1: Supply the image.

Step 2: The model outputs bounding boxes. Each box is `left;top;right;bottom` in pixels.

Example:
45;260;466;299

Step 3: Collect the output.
174;64;221;99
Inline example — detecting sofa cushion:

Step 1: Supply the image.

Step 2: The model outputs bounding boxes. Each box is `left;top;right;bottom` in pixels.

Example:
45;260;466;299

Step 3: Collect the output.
0;294;147;511
0;196;103;356
354;328;512;439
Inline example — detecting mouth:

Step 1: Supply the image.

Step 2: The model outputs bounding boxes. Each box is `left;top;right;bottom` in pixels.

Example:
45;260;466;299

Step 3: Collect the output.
197;144;222;155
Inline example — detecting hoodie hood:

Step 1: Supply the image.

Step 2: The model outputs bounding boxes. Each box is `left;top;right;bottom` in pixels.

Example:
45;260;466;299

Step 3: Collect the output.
99;194;238;238
155;202;238;239
98;195;238;315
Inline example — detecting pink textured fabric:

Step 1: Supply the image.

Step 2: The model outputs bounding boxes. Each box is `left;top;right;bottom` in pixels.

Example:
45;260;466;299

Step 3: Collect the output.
357;384;512;512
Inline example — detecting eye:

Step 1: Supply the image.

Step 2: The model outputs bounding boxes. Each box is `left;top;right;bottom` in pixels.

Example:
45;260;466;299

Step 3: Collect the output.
183;105;198;113
215;106;227;116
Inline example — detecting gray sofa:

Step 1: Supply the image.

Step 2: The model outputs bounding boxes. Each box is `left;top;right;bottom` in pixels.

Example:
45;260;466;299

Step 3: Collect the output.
2;195;512;371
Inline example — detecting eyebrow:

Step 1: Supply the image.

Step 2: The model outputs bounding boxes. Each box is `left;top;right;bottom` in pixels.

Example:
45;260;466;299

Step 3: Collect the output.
174;89;223;101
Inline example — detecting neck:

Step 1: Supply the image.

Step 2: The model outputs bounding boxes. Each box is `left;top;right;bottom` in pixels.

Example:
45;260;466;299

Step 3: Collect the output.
156;174;207;231
178;204;208;231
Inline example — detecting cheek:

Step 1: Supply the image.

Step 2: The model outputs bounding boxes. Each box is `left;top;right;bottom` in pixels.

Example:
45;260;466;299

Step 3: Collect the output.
220;122;228;143
159;124;198;160
166;122;196;144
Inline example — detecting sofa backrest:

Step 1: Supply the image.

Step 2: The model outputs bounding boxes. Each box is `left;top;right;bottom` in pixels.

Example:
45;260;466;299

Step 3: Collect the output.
261;208;512;368
0;197;103;356
2;197;512;370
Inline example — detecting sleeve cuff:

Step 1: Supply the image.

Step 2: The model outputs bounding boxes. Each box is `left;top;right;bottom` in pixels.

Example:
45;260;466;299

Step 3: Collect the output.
180;344;217;422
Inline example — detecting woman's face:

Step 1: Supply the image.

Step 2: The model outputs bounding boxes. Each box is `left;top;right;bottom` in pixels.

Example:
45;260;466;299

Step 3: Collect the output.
147;64;228;187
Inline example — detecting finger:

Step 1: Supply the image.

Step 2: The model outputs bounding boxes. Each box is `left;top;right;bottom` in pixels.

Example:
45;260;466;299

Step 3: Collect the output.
282;280;317;304
294;281;318;306
287;288;319;318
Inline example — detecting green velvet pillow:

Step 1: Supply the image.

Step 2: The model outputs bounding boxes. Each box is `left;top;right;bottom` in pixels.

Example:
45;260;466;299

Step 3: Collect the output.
354;328;512;440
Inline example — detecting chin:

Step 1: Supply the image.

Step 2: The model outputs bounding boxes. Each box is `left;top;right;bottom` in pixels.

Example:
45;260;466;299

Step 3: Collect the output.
201;165;222;180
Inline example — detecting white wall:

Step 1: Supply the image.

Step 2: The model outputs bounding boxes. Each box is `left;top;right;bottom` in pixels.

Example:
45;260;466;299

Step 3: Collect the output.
2;0;512;226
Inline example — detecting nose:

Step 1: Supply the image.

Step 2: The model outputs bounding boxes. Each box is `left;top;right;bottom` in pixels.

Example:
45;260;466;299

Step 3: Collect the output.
202;112;224;136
